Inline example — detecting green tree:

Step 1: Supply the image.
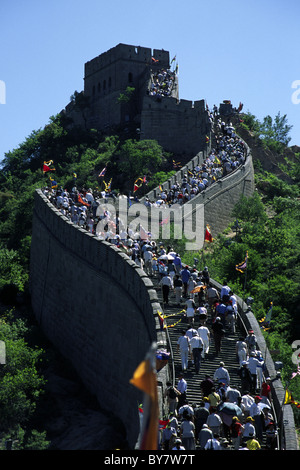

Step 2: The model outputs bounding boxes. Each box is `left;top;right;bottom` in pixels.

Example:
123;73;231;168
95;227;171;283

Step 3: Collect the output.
0;315;45;432
117;139;165;182
259;112;293;152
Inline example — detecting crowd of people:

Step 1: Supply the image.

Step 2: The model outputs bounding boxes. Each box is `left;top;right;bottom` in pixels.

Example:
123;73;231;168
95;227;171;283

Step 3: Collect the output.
143;118;247;209
148;68;176;98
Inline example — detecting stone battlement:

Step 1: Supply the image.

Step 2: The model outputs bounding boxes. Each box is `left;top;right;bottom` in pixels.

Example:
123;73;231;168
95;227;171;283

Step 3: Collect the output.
63;43;211;156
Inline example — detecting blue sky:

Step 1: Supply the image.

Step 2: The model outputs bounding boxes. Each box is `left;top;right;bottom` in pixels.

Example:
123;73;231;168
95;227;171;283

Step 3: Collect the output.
1;0;299;162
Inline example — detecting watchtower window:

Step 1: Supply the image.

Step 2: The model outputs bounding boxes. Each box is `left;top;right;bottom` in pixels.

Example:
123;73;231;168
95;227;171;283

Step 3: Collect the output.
128;72;133;83
103;79;106;90
108;77;112;88
98;82;101;93
92;85;95;95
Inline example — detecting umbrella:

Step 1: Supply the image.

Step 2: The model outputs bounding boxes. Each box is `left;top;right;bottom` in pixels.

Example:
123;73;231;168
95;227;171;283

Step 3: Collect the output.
159;254;175;261
217;403;243;427
191;285;207;293
217;402;243;417
168;251;177;257
258;402;271;411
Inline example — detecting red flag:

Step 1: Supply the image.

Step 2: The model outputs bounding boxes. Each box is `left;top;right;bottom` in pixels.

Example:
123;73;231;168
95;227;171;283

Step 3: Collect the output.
43;160;55;173
204;225;214;242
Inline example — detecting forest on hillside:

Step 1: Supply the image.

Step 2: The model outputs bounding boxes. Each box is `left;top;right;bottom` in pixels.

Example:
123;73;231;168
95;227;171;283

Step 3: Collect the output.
0;109;299;447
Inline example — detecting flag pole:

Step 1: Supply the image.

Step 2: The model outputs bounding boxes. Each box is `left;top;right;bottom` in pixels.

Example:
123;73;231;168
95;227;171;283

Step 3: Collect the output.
243;262;248;297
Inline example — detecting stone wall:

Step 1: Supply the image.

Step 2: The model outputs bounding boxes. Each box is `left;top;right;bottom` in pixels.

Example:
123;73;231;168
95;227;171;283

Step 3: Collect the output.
141;95;211;155
29;190;163;448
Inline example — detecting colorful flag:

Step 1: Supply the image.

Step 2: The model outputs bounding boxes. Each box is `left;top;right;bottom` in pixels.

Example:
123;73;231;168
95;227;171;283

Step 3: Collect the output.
205;135;210;143
159;184;163;192
204;225;214;243
43;160;55;173
103;178;112;192
130;343;159;450
98;167;106;178
49;176;57;189
172;159;181;169
259;302;273;331
77;194;89;206
236;251;248;273
73;172;77;179
159;419;170;430
152;57;159;63
283;389;300;409
157;311;165;330
134;177;143;192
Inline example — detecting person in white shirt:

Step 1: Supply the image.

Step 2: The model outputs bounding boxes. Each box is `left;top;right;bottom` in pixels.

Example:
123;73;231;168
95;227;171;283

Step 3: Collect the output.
160;273;173;304
206;408;222;438
220;282;231;301
204;435;221;450
226;385;241;405
197;325;210;358
241;417;256;445
177;331;190;372
241;392;254;418
189;331;204;374
236;337;248;365
214;362;230;386
249;396;264;441
248;352;260;393
185;298;196;325
176;374;187;409
143;249;153;277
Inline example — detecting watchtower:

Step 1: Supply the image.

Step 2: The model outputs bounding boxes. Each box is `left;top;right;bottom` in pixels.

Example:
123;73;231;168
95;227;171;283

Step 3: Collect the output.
63;43;211;155
83;43;171;129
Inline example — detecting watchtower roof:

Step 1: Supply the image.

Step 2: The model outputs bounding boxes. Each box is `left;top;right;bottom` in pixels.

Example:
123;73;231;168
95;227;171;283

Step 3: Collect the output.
84;43;170;78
